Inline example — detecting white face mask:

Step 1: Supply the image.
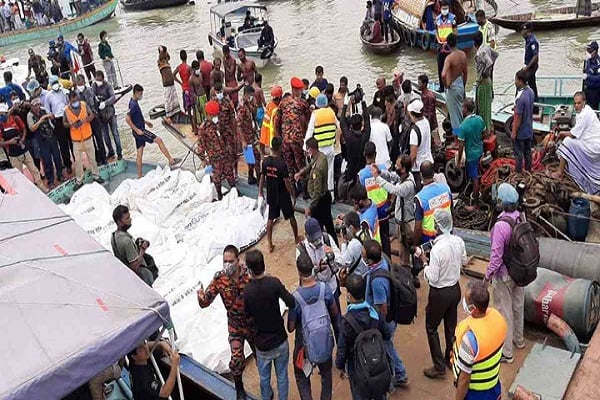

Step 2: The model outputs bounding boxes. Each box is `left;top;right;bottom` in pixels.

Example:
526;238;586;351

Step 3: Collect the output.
139;94;143;101
96;80;104;87
462;297;475;315
12;99;20;105
216;92;224;101
51;83;60;91
195;69;201;76
586;52;593;60
77;85;85;92
212;116;219;124
441;8;449;16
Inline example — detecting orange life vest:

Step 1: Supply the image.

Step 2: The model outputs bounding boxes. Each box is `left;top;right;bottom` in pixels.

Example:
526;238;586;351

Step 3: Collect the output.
260;101;278;147
64;102;93;142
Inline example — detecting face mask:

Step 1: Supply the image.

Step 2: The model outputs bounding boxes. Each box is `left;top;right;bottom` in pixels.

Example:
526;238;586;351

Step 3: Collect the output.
223;262;237;276
462;297;475;315
212;116;219;124
71;101;80;109
195;69;201;76
310;238;323;249
216;92;224;101
441;8;449;16
96;80;104;87
586;52;593;60
12;99;20;105
139;95;143;101
77;85;85;92
51;83;60;91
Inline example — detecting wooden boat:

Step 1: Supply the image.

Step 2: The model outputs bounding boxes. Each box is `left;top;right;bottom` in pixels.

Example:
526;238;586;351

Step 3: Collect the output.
207;0;277;68
120;0;189;12
490;2;600;31
359;21;401;55
0;0;118;47
391;0;498;51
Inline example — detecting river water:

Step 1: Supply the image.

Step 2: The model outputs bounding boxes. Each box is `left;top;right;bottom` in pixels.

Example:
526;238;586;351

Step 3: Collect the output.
3;0;599;162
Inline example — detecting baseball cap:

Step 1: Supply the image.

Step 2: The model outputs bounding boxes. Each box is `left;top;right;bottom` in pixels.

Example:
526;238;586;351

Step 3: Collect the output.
290;77;304;90
308;86;320;99
407;99;424;114
497;183;519;204
315;94;328;108
587;41;599;52
270;85;283;98
304;218;322;242
205;100;220;116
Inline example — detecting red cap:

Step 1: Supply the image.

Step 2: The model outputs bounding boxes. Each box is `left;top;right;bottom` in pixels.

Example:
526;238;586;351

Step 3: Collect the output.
205;100;220;116
270;85;283;98
290;77;304;90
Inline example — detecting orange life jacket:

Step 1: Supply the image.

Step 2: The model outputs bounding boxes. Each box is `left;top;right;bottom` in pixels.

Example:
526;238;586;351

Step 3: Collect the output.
64;101;93;142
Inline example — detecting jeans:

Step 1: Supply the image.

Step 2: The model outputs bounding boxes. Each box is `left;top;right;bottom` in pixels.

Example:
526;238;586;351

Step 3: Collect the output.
514;138;532;172
53;117;73;169
384;321;407;380
101;114;122;158
39;137;63;185
293;343;332;400
91;119;107;164
256;340;289;400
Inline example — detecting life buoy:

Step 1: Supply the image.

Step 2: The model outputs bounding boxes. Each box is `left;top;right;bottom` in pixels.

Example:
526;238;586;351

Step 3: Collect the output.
260;46;273;60
409;30;418;47
420;31;431;51
208;35;213;46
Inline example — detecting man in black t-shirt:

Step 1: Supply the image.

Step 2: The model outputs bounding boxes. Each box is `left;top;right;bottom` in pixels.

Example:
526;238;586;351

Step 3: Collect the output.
258;136;300;251
128;340;180;400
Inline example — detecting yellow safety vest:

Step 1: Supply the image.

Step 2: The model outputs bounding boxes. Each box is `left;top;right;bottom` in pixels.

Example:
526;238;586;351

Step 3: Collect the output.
451;308;507;392
313;108;337;148
479;22;496;50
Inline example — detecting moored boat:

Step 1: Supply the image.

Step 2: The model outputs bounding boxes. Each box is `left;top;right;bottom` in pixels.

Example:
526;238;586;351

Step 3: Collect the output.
490;2;600;31
120;0;190;12
391;0;498;51
207;1;277;68
359;21;401;55
0;0;118;47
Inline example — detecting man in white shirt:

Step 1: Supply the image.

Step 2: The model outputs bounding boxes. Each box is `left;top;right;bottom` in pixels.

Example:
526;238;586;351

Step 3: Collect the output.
407;99;433;189
368;106;392;168
418;208;466;379
336;211;368;277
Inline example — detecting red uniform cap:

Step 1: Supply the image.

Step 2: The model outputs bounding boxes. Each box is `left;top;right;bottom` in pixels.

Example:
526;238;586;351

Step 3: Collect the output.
290;77;304;90
271;85;283;98
205;100;220;116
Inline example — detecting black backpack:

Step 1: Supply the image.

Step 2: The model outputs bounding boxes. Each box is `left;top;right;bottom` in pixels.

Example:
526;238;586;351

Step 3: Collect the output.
399;123;422;155
497;214;540;287
371;263;418;325
345;313;392;399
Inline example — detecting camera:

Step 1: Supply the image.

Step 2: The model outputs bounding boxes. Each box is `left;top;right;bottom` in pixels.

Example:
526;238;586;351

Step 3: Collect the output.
349;84;364;103
321;251;335;269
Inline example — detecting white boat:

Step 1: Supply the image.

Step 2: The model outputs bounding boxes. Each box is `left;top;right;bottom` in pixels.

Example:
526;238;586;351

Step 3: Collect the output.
207;0;277;68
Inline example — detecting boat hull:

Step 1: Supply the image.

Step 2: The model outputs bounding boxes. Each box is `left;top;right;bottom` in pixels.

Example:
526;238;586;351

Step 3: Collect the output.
0;0;118;47
120;0;189;11
360;28;401;55
209;35;275;68
491;3;600;31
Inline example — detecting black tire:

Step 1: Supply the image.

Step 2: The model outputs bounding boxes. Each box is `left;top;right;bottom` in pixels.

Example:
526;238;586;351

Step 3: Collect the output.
409;30;418;47
445;159;466;192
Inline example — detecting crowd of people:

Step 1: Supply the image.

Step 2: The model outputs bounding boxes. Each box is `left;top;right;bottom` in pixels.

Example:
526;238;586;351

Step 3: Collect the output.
0;0;107;32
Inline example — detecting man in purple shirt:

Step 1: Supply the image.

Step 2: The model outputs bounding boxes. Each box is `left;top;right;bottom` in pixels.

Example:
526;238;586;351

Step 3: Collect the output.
484;183;525;364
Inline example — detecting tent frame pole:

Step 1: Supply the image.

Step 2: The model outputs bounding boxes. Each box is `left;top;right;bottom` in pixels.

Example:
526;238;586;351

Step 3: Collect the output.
149;353;173;400
169;328;185;400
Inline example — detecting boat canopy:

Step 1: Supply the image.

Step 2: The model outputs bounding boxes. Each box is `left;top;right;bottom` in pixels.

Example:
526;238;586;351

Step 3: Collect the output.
0;169;170;400
210;0;267;19
393;0;429;28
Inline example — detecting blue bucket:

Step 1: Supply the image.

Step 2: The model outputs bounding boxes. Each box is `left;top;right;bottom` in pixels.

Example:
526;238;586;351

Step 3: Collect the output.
567;198;591;241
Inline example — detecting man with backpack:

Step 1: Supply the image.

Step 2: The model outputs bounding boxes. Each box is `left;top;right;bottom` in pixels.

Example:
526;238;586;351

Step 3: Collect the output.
336;273;392;400
485;183;538;363
363;240;410;388
337;211;368;277
418;209;465;379
297;218;342;329
288;253;339;400
406;99;433;190
358;141;392;257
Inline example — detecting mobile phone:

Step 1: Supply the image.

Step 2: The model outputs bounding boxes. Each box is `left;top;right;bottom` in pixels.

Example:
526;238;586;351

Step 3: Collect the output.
422;241;433;253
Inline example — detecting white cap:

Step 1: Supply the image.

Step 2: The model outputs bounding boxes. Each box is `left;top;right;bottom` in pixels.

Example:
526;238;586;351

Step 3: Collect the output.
407;99;424;114
0;103;9;113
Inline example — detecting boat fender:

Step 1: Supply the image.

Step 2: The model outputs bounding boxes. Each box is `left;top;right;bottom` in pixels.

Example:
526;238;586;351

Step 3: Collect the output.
149;106;166;120
420;31;431;51
409;30;418;47
208;35;213;46
260;46;273;60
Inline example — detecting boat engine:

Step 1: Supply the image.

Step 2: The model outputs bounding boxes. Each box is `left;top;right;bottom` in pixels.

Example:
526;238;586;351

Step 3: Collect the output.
550;105;575;132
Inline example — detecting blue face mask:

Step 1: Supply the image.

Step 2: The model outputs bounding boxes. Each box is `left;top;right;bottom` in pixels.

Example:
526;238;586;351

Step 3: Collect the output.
71;101;80;109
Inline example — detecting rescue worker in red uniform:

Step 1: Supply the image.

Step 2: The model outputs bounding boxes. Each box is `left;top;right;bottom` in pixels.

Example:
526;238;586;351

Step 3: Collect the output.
198;100;232;199
276;77;311;184
214;81;239;182
237;85;261;185
197;245;255;400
